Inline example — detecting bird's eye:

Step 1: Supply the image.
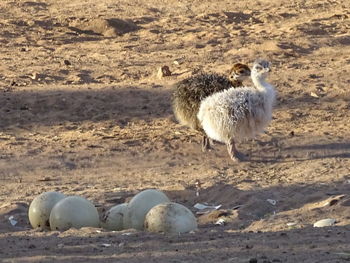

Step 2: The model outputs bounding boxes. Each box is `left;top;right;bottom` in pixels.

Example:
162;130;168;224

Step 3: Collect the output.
238;70;244;74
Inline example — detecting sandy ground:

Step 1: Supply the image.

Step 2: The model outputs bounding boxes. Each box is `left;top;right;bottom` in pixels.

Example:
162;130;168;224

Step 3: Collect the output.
0;0;350;262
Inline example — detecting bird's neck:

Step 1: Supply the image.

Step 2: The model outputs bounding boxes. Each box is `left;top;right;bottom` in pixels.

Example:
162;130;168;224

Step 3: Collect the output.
252;76;272;92
252;75;276;103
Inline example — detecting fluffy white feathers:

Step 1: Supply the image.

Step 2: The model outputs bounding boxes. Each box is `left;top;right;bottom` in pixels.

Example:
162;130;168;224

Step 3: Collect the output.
197;59;276;161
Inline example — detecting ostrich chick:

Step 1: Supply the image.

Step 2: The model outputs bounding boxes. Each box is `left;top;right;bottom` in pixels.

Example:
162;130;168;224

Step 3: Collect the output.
172;63;251;151
197;59;276;162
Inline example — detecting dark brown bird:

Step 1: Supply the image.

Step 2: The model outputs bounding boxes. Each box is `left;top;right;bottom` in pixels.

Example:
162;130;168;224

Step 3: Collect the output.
172;63;251;151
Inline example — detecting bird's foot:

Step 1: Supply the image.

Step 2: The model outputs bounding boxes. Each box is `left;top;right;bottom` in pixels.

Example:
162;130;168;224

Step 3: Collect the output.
230;151;247;162
202;136;213;152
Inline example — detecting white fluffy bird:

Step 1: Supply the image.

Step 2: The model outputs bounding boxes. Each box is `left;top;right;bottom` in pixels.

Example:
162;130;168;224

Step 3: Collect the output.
197;59;276;162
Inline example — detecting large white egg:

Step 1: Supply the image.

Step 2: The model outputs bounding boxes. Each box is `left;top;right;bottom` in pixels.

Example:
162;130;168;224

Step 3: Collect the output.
123;189;170;230
100;203;127;231
49;196;99;231
28;191;66;230
144;202;197;234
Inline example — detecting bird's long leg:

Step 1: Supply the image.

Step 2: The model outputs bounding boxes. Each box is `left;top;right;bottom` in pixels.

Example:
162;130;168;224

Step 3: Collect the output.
209;138;215;146
227;138;246;162
202;135;211;152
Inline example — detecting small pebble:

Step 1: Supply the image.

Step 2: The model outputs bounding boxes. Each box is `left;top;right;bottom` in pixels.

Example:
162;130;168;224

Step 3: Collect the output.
29;73;38;80
310;92;319;98
64;60;72;66
313;218;336;227
157;65;171;78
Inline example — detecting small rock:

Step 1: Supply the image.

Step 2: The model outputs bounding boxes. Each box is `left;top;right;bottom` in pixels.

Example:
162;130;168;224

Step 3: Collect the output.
313;218;336;227
20;105;29;110
266;199;277;206
101;243;111;247
157;66;171;79
309;74;320;79
310;92;319;98
249;258;258;263
173;58;185;65
8;216;18;226
64;60;71;66
29;73;38;80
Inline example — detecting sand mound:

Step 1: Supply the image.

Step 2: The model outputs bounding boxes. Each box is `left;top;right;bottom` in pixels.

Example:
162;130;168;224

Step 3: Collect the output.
71;18;139;37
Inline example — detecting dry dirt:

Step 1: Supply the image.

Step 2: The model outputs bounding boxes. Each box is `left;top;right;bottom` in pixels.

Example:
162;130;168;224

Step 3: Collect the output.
0;0;350;262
